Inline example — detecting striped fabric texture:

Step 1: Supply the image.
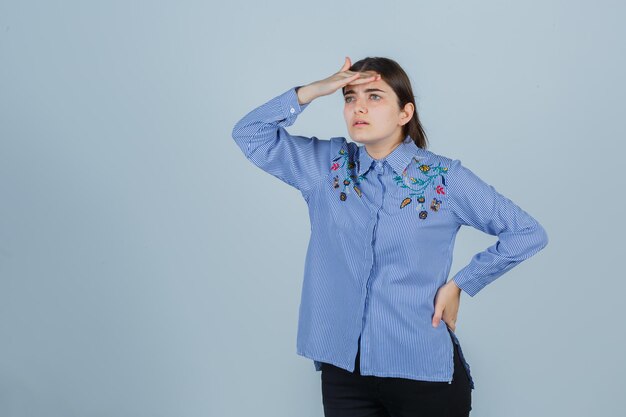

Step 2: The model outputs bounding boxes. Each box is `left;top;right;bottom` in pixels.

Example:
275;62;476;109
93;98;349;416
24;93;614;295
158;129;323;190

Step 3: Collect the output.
231;86;549;388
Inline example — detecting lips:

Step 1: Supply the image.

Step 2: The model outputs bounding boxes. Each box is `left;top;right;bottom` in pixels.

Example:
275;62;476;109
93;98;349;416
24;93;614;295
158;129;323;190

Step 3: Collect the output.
353;120;369;126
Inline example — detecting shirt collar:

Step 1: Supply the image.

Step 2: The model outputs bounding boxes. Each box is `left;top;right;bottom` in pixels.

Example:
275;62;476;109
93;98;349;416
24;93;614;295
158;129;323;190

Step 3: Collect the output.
357;134;426;176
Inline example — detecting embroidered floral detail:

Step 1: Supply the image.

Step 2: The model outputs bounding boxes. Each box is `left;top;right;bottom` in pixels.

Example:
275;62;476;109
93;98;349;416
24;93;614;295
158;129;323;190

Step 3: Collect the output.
392;158;449;219
331;146;368;201
430;198;442;211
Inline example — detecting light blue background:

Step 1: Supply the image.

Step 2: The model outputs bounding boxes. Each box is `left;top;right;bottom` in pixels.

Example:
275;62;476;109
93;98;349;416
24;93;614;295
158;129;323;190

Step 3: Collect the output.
1;1;624;416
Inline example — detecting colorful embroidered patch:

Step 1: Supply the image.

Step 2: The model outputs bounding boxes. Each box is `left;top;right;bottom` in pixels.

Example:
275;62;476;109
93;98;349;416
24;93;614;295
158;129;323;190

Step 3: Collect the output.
393;157;449;219
330;147;367;201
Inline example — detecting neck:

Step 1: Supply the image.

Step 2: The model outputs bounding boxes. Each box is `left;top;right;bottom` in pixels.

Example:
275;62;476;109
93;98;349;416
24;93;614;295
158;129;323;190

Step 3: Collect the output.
365;138;403;161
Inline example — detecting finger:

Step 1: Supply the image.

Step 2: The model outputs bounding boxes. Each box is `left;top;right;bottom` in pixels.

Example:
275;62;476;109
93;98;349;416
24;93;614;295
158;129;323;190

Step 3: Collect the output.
339;56;351;72
343;69;377;78
338;57;352;73
347;76;379;85
340;72;363;87
446;317;457;331
344;73;381;84
432;307;444;327
345;74;380;87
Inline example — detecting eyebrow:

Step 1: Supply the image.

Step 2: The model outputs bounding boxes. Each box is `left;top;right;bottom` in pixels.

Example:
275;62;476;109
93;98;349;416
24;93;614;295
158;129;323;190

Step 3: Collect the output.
343;88;386;96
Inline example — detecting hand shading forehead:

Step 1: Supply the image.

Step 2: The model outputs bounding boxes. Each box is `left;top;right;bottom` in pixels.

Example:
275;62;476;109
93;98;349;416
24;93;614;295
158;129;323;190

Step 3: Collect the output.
344;77;388;95
348;70;380;84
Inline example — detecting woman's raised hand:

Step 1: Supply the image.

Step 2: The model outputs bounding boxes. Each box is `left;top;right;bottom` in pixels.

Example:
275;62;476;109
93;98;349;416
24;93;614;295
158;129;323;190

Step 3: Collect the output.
296;57;381;105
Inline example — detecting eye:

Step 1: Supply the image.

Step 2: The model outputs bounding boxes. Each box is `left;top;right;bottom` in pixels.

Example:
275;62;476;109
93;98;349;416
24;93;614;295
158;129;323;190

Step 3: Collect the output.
345;94;380;104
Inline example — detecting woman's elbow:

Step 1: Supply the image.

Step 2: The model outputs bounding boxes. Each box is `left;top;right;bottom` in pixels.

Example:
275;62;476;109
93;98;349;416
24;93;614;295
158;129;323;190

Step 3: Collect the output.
529;221;549;254
512;219;549;260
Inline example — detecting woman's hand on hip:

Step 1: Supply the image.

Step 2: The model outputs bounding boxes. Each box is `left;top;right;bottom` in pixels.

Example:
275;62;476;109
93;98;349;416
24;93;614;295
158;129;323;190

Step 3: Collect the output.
432;279;462;331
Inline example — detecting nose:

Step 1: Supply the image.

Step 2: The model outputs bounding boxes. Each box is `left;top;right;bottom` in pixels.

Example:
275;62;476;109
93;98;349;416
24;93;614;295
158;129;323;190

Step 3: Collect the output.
353;96;368;114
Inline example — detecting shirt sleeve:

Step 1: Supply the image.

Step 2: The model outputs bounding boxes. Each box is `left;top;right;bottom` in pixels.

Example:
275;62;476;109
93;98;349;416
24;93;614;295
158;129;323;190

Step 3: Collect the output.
231;86;331;198
448;159;549;297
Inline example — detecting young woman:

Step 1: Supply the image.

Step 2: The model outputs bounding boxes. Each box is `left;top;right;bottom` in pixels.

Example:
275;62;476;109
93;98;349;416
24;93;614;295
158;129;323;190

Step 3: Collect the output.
231;56;549;417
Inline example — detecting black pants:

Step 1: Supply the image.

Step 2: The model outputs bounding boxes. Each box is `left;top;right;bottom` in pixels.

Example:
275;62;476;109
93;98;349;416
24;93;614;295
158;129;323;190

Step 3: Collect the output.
320;337;472;417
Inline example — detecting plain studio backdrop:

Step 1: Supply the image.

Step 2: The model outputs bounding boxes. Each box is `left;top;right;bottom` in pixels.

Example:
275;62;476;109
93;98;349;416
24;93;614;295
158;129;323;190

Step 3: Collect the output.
1;1;624;416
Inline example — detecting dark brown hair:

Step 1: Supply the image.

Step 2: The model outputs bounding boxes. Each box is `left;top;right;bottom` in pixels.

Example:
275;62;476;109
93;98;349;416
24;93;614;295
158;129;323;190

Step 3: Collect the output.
342;56;429;150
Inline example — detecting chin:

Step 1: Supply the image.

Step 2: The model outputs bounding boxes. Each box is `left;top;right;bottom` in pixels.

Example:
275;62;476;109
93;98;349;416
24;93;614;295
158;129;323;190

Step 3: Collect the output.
352;136;378;145
349;131;372;143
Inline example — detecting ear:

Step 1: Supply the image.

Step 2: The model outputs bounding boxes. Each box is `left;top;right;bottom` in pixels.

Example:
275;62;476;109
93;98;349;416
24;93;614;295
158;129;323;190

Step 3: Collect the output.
400;102;415;125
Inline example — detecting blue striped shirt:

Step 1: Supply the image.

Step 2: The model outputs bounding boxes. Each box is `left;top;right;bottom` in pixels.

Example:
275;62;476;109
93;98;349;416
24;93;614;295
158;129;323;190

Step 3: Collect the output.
231;86;549;389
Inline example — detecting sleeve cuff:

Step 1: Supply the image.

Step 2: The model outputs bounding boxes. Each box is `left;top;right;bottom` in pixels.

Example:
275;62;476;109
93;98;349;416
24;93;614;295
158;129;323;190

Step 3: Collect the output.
453;272;485;297
278;85;310;120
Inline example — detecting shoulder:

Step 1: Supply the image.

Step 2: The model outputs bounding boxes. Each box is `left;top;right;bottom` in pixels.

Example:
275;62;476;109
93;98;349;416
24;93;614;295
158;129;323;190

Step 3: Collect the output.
415;149;478;197
415;147;458;171
330;136;356;150
329;137;360;159
424;151;496;202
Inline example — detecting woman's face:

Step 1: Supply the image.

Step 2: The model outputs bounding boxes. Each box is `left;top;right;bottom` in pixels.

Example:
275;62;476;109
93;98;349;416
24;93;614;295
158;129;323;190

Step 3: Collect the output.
343;72;412;147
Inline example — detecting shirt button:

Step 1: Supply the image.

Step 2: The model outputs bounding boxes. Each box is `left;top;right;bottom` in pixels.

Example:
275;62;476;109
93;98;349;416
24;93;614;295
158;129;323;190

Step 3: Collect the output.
290;107;295;114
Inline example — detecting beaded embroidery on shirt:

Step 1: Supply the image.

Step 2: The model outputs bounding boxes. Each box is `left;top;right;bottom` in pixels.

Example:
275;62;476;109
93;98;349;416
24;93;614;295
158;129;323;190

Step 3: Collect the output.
330;147;368;201
393;157;449;220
